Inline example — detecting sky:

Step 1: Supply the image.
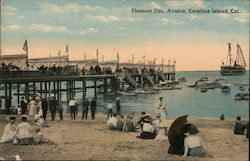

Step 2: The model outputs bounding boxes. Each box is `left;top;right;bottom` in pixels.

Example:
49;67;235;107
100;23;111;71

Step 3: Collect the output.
0;0;249;71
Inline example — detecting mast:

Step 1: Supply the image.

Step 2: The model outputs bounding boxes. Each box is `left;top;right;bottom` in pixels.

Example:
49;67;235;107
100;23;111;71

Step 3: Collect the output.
237;43;247;67
227;43;232;66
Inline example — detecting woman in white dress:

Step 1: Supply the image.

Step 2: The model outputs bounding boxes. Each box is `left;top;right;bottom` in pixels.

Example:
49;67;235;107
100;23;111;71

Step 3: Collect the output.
0;116;17;143
28;97;37;117
16;115;33;145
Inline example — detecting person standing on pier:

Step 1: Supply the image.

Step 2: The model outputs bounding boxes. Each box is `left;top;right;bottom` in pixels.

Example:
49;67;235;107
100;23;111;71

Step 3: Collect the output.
82;97;89;120
69;98;77;120
49;95;58;121
116;97;121;116
20;97;27;115
107;100;113;119
90;98;96;120
41;95;48;120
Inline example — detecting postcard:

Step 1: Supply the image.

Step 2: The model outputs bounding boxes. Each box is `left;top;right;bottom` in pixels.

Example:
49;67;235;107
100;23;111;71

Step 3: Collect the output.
0;0;249;160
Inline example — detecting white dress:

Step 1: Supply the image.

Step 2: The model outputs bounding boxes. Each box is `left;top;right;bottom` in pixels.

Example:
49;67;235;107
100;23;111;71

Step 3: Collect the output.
155;128;168;141
0;123;17;143
16;122;33;139
29;100;37;116
157;100;167;119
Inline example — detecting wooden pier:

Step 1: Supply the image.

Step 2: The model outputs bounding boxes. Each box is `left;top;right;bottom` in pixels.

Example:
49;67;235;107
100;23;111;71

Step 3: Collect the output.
0;70;175;112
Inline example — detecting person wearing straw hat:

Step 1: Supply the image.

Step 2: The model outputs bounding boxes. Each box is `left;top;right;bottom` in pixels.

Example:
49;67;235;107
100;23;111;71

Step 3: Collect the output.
0;116;17;143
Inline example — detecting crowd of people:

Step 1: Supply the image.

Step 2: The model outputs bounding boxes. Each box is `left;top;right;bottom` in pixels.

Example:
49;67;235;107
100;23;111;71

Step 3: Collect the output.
0;94;249;159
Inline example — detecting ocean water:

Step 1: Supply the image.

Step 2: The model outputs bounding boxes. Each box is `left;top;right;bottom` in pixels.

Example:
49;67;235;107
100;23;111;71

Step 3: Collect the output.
95;71;249;120
0;71;249;120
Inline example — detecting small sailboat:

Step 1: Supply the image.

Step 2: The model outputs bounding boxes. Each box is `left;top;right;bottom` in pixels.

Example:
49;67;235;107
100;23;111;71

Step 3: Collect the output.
234;93;244;100
221;84;231;92
239;86;245;91
201;87;208;93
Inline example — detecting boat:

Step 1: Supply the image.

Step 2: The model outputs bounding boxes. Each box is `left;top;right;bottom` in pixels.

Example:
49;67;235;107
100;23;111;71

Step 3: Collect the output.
243;93;249;100
234;93;244;100
117;91;136;96
177;77;186;83
172;85;182;90
239;86;245;91
221;85;231;92
221;43;247;75
201;87;208;93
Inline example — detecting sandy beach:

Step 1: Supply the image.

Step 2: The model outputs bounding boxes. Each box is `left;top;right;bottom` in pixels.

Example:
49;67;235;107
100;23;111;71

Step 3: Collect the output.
0;113;248;161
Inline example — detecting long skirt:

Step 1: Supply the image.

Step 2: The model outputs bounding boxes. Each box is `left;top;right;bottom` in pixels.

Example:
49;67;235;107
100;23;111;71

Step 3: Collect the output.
188;146;207;157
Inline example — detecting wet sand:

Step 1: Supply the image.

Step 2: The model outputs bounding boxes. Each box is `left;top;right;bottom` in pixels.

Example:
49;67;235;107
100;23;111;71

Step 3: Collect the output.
0;113;248;161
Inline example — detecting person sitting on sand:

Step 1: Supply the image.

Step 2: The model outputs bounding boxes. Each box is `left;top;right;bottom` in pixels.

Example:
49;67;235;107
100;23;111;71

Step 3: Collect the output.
33;127;50;144
107;114;118;130
137;117;156;139
16;115;33;145
116;115;125;131
220;114;225;120
234;116;244;135
123;115;135;132
137;112;147;130
0;116;17;143
243;122;249;139
34;116;49;128
183;125;207;158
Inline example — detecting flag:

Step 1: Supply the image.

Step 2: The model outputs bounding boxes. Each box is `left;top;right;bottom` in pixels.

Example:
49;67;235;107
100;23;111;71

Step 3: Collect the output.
142;55;145;59
57;50;61;56
65;45;68;54
96;49;99;58
174;60;176;64
117;52;119;60
23;40;28;53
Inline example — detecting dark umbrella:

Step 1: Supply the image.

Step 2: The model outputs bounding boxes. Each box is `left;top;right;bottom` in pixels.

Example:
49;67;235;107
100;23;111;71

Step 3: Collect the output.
168;115;189;145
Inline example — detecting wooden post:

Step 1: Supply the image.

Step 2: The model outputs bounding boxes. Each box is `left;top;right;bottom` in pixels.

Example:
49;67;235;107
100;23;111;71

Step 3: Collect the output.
40;82;42;97
94;79;97;99
104;78;108;93
53;81;56;95
17;83;20;103
44;81;48;97
57;81;60;101
5;83;8;99
8;83;12;98
82;80;85;102
33;82;36;95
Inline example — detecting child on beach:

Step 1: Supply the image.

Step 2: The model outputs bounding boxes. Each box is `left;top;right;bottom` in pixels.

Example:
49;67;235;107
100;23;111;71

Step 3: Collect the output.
16;115;33;145
234;116;244;135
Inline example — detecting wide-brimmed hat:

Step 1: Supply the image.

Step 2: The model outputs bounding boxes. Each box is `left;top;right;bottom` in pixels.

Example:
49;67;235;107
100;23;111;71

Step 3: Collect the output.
20;115;28;119
144;116;153;122
9;115;16;121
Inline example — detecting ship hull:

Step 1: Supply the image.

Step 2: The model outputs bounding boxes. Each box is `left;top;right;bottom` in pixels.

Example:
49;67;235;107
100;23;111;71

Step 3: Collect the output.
220;65;246;76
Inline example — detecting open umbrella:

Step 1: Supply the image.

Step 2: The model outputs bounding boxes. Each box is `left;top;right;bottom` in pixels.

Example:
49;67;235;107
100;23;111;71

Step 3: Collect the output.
168;115;189;145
